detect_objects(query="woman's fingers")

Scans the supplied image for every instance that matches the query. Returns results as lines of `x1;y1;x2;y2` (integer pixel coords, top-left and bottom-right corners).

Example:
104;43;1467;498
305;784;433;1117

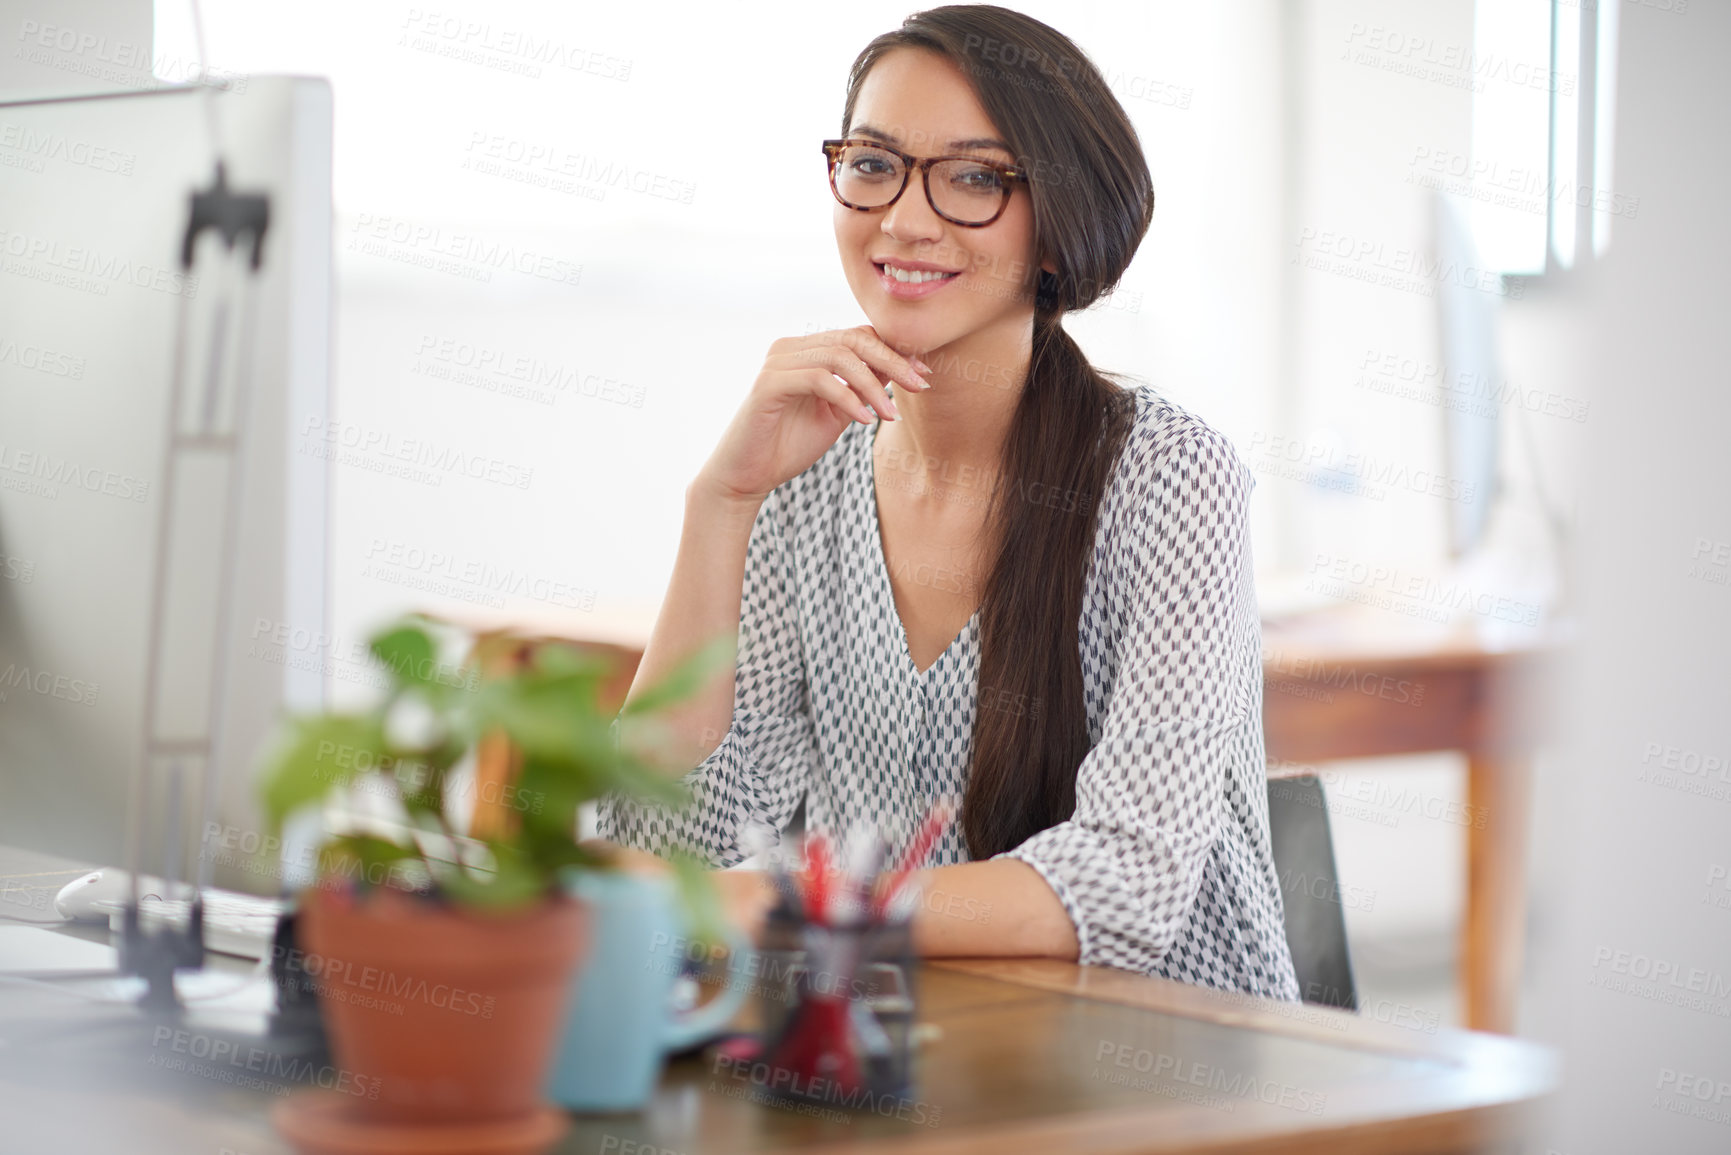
800;369;877;425
758;354;873;425
785;326;931;393
771;345;899;421
840;326;933;390
699;325;935;502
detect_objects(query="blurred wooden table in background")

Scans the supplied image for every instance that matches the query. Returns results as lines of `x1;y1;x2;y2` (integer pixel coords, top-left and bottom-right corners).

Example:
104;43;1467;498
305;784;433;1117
1260;604;1560;1034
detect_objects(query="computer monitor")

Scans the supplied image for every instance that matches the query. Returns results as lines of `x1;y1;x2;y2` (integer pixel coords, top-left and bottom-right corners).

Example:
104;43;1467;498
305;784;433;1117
1432;189;1502;558
0;77;333;894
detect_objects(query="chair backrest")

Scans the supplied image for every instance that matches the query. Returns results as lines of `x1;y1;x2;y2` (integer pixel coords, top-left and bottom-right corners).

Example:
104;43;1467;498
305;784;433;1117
1265;770;1358;1010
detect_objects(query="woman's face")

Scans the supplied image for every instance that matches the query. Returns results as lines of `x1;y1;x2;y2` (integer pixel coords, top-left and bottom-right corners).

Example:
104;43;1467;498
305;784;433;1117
835;47;1045;360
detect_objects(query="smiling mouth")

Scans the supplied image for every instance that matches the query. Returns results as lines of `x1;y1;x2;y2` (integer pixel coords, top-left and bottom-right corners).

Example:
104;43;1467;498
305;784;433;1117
874;262;961;285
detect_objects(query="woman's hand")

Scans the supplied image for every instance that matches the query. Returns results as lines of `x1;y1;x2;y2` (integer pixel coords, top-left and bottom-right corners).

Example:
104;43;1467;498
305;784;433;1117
695;326;932;506
710;869;778;947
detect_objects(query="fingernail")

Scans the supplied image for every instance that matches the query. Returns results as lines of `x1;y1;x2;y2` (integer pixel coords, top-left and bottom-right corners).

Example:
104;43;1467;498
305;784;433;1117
912;357;933;374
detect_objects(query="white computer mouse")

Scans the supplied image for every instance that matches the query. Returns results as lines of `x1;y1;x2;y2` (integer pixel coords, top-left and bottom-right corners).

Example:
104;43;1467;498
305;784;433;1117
53;870;171;921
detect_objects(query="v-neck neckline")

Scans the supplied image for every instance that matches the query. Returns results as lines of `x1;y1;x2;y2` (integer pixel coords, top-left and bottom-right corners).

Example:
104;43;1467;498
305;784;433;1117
865;420;982;679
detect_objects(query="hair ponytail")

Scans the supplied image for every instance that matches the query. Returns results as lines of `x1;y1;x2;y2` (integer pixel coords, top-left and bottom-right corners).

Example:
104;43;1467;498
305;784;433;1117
963;317;1135;857
842;6;1153;858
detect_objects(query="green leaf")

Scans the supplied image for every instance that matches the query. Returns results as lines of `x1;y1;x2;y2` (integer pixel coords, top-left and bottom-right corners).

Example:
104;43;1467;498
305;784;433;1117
530;644;616;682
477;698;583;767
600;746;695;808
438;840;547;910
319;834;421;892
369;621;438;689
617;634;736;718
256;712;389;836
252;617;729;916
393;755;446;825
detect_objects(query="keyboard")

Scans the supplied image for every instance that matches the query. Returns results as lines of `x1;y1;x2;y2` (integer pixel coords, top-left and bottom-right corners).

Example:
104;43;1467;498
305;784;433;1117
101;888;284;960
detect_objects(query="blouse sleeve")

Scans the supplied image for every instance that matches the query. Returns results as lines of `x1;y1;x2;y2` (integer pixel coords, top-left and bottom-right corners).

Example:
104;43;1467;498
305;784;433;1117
596;489;819;868
997;426;1260;972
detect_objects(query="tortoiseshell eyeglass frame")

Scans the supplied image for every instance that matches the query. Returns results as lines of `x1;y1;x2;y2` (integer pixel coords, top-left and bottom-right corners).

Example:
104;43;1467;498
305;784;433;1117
822;137;1029;227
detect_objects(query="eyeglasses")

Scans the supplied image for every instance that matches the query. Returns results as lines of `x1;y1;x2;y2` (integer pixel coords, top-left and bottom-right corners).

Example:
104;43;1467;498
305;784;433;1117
822;138;1028;227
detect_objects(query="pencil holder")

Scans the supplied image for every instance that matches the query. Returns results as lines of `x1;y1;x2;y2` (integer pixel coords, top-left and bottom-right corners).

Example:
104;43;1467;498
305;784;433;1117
753;899;917;1111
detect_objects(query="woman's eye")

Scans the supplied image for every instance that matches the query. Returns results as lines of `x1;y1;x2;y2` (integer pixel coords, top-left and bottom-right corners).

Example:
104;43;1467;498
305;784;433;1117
850;157;897;179
952;166;1003;190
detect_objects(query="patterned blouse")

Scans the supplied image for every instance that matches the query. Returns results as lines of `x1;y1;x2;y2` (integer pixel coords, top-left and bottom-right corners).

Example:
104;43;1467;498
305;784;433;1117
600;383;1300;1000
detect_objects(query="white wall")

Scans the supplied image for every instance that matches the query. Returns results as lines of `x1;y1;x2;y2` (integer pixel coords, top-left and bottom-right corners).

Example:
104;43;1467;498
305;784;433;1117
1507;2;1731;1150
0;0;154;99
132;1;1288;670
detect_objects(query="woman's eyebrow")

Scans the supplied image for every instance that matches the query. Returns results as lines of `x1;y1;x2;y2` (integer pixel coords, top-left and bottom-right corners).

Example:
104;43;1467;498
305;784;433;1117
851;123;1013;153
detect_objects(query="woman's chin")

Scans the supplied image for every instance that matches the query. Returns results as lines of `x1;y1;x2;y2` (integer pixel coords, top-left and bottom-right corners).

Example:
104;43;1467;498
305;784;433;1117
860;314;948;358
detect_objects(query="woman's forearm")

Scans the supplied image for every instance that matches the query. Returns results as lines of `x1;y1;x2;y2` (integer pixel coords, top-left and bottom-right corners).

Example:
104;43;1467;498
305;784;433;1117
620;479;763;775
905;859;1079;959
711;858;1080;961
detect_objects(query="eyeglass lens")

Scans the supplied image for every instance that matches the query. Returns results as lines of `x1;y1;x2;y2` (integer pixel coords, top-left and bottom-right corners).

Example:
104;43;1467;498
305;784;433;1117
832;143;1009;224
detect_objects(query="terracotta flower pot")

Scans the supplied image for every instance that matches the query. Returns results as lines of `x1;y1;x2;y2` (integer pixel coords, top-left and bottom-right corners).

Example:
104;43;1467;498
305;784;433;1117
295;882;589;1125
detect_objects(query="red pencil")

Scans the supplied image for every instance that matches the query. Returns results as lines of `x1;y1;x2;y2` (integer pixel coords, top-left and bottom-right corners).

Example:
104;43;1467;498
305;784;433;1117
803;831;832;924
873;800;954;919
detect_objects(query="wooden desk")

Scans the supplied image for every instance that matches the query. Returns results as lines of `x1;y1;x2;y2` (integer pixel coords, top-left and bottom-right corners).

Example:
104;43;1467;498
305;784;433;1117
0;901;1555;1154
561;957;1553;1155
1260;606;1559;1034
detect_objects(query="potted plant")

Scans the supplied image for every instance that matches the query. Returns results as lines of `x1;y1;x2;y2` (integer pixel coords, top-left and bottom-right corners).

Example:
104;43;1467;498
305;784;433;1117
257;613;727;1148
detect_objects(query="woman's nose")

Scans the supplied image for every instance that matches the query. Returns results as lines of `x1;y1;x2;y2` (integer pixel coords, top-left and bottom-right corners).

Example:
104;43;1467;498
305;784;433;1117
879;175;945;244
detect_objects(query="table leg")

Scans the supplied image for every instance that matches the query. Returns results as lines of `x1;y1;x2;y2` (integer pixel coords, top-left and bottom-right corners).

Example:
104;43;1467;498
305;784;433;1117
1463;754;1533;1033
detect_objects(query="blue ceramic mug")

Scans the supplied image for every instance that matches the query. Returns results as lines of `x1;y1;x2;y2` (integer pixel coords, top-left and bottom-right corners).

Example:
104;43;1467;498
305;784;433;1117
546;868;751;1112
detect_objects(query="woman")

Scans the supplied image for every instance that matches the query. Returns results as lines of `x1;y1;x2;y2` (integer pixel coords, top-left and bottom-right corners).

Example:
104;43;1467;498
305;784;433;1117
600;5;1298;1000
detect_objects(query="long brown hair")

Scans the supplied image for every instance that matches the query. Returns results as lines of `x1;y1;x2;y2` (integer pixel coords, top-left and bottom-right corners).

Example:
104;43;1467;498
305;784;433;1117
841;7;1154;858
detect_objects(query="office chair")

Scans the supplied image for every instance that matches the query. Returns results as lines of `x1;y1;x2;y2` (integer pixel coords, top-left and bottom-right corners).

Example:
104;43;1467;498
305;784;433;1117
1265;768;1359;1010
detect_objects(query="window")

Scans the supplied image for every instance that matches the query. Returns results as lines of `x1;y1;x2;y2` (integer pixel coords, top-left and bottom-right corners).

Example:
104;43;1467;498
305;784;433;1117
1468;0;1621;276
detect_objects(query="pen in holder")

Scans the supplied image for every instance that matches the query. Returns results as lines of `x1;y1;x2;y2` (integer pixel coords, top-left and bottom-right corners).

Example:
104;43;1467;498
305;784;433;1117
751;804;950;1113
